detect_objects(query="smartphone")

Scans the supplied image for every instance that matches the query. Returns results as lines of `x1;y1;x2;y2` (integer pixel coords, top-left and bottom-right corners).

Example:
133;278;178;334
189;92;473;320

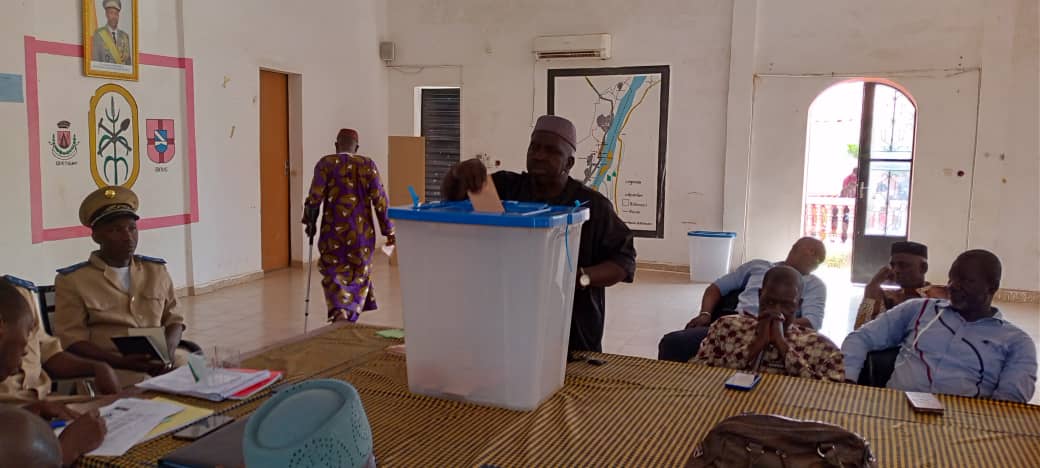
172;415;236;441
724;372;762;391
905;391;944;415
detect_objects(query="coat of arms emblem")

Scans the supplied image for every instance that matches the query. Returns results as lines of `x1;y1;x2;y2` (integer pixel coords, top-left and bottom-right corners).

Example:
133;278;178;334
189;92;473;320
49;120;79;160
146;119;176;164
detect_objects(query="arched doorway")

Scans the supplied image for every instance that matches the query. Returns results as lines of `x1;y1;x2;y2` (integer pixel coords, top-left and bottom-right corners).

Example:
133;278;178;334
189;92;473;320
802;80;917;283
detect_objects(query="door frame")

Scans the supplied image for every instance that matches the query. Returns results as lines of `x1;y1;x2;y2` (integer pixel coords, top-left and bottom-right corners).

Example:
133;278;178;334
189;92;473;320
258;67;305;268
850;80;919;283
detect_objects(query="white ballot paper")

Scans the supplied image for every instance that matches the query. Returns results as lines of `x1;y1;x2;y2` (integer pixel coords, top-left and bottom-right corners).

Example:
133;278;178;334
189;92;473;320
88;398;183;457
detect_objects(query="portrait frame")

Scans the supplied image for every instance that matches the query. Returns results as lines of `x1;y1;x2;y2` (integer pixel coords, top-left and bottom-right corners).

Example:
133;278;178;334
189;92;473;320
82;0;139;81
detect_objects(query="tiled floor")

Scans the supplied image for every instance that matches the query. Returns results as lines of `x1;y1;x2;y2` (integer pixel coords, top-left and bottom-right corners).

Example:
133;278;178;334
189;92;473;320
180;261;1040;402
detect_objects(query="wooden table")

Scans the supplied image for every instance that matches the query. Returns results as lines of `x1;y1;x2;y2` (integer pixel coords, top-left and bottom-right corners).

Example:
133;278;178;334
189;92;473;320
82;324;1040;467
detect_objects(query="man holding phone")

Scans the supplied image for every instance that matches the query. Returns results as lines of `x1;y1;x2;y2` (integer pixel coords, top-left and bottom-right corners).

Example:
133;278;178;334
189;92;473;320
853;241;947;329
692;265;844;382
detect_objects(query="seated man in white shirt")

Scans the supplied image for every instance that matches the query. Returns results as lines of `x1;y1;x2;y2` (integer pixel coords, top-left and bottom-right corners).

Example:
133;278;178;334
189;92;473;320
842;250;1037;403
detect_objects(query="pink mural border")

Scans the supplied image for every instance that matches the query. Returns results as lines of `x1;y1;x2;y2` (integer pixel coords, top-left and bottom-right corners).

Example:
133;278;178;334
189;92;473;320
24;36;200;244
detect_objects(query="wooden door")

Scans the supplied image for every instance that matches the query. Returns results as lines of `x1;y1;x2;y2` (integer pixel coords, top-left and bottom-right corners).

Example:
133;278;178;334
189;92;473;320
259;70;290;271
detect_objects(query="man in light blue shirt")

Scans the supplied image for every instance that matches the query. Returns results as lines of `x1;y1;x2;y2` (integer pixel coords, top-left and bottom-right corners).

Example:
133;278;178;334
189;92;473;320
659;237;827;362
842;250;1037;403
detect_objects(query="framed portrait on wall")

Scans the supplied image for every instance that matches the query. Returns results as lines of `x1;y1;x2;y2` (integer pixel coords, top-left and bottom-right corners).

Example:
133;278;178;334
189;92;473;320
82;0;138;80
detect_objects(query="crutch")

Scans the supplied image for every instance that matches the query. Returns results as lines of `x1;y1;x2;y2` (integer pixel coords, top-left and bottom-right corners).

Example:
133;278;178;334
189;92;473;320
304;234;315;334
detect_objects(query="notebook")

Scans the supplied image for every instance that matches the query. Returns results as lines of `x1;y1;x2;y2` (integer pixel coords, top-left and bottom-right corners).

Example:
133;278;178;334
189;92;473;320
158;416;249;468
111;335;168;364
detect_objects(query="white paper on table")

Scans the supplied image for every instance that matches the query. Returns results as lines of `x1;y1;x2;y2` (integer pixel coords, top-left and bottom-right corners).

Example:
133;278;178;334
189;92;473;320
88;398;184;457
381;244;395;257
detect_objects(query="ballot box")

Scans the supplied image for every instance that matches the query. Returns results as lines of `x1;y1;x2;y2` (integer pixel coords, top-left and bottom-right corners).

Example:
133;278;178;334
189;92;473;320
388;200;589;410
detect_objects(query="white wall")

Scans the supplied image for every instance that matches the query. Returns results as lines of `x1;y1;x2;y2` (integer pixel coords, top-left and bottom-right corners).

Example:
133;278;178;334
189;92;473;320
7;1;1031;293
385;0;735;263
724;0;1039;290
0;0;389;289
386;0;1040;292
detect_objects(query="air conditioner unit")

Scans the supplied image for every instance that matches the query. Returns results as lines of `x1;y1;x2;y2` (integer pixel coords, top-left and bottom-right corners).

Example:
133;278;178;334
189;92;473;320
533;34;611;60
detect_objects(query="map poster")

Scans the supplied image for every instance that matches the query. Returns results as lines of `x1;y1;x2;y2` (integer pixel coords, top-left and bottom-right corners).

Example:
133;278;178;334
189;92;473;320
548;66;669;238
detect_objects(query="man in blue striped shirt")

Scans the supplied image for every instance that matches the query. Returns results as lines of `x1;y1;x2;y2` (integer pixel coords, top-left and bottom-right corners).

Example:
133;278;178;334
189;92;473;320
842;250;1037;403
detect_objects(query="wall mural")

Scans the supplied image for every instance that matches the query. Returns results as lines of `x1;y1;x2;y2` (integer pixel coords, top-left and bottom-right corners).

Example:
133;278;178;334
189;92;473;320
24;22;198;243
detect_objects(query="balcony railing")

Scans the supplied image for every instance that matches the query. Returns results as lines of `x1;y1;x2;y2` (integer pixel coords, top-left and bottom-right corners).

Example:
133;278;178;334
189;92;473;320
804;196;854;243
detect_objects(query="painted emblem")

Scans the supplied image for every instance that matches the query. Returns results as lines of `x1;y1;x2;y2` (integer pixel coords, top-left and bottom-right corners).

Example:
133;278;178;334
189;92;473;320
89;83;140;188
146;119;176;164
49;120;79;160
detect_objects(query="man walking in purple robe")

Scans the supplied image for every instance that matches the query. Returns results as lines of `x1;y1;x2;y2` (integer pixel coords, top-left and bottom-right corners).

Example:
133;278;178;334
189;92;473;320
302;129;395;322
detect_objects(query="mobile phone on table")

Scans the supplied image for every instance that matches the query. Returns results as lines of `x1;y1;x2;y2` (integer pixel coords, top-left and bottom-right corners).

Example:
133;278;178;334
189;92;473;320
905;391;944;415
172;415;236;441
724;372;762;391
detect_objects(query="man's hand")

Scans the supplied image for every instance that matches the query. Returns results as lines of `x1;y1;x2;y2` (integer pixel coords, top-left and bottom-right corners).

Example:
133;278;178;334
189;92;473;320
118;354;167;375
441;159;488;200
385;234;396;246
302;205;319;239
92;362;121;395
684;313;711;329
768;314;790;355
60;410;107;465
25;400;79;420
869;265;894;286
744;314;774;362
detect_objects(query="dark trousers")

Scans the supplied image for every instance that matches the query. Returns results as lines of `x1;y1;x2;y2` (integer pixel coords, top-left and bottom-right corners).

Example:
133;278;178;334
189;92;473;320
658;326;711;362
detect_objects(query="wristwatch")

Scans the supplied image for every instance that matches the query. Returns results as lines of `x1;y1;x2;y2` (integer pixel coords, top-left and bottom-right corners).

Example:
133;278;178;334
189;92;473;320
578;268;591;288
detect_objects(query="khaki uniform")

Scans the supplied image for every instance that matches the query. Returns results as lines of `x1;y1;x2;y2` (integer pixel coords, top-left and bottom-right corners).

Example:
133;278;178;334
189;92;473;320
53;253;187;386
0;277;63;402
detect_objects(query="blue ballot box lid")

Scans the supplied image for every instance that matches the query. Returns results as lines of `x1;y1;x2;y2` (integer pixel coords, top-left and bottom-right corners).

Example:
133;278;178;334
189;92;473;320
389;200;590;228
688;230;737;238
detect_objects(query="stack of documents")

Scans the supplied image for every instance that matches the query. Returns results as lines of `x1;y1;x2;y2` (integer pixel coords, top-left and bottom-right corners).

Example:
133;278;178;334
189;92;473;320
228;369;284;400
137;366;273;402
88;398;184;457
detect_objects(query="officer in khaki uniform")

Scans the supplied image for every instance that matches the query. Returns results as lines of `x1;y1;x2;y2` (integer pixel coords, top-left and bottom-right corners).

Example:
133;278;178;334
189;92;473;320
0;275;119;402
53;186;188;387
